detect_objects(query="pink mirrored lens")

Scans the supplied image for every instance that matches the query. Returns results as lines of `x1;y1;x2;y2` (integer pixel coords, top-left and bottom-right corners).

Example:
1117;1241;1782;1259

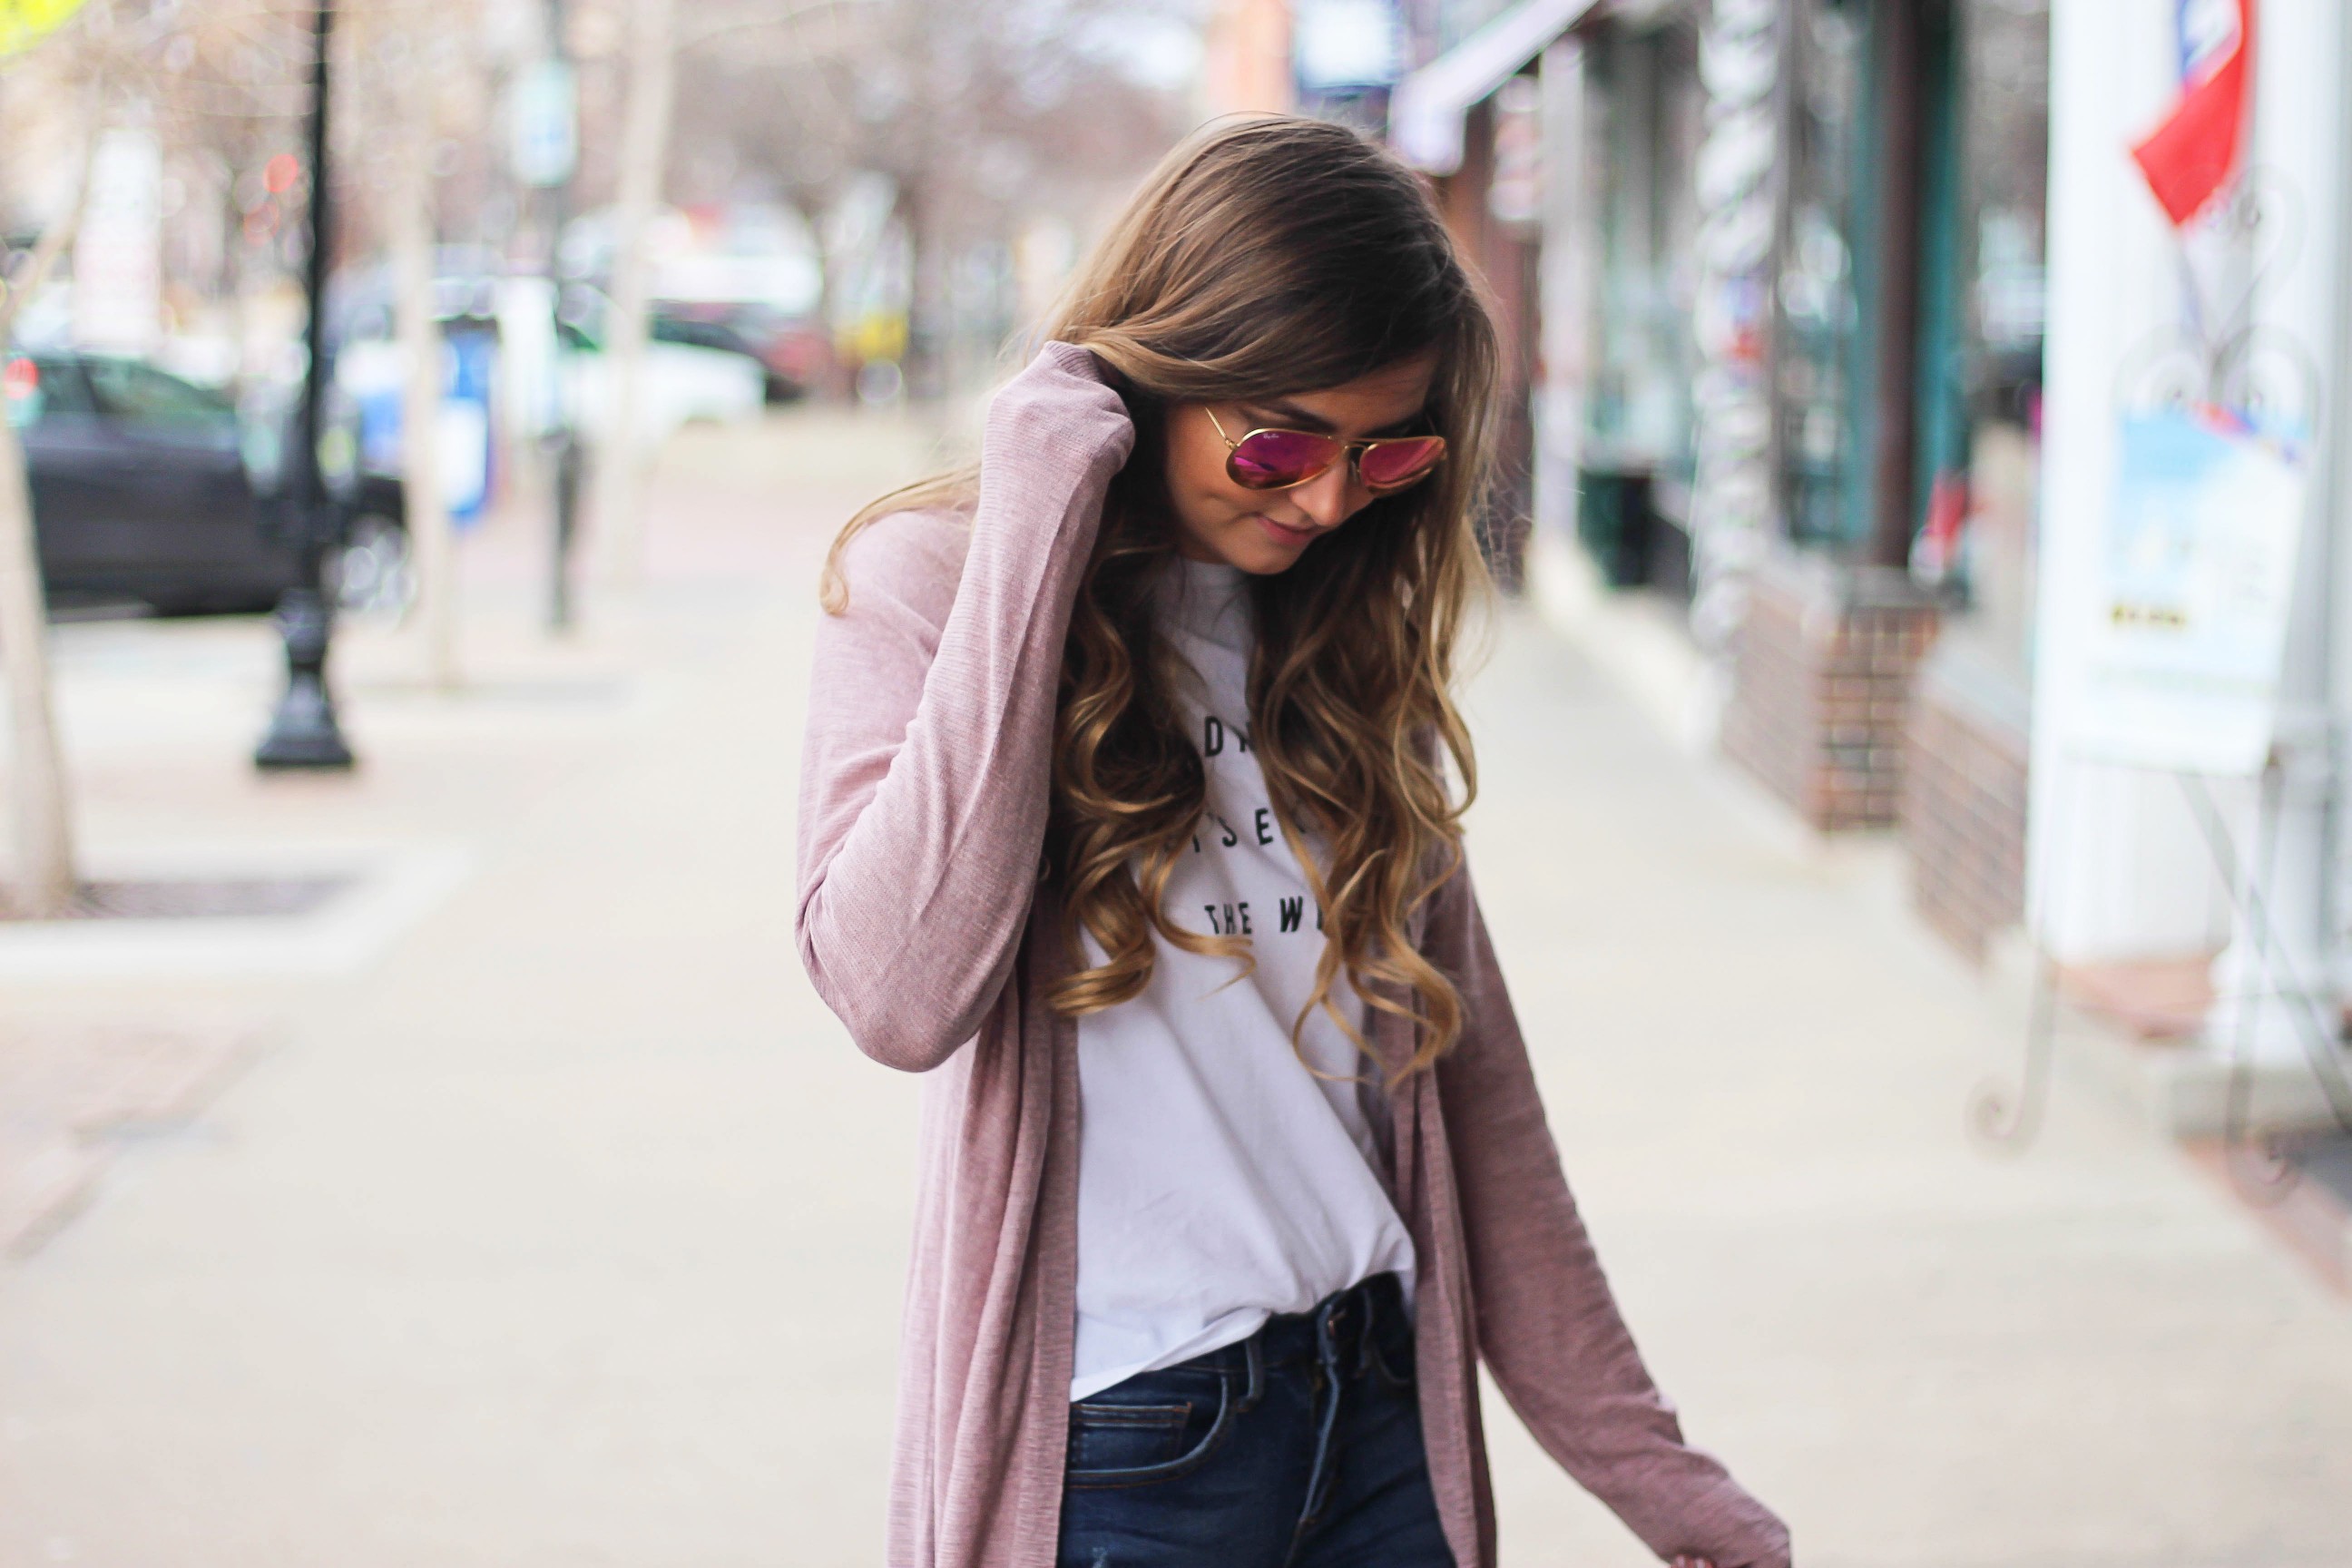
1229;428;1342;489
1357;436;1446;489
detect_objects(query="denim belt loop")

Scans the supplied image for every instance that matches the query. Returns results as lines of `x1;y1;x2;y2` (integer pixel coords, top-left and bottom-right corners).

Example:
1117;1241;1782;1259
1240;1330;1266;1412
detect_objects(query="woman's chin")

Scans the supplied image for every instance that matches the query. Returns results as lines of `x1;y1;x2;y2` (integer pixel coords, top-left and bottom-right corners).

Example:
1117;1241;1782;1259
1229;545;1307;575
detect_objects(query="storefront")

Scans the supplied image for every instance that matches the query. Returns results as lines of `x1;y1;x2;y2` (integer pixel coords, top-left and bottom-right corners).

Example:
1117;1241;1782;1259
2025;0;2349;1120
1555;12;1706;601
1395;0;2053;892
1397;0;2347;1125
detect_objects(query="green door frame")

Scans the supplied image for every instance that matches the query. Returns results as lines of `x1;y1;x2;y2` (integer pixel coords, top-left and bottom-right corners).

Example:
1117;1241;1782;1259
1911;0;1968;541
1828;0;1959;567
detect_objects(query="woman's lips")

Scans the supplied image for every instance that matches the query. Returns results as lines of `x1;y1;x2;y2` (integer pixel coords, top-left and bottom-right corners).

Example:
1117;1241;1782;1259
1255;514;1318;550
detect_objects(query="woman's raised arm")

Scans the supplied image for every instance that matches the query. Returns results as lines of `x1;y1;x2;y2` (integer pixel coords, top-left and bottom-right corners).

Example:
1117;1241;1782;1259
795;343;1133;1072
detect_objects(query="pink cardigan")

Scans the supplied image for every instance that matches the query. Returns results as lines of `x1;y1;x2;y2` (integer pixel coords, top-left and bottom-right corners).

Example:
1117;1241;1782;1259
795;344;1789;1568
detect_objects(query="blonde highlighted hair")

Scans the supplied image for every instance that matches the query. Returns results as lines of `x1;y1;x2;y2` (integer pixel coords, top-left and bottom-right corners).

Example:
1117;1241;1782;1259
826;115;1500;1076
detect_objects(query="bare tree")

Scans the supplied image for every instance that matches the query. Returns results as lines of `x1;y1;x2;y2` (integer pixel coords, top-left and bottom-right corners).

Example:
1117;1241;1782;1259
0;0;358;912
670;0;1192;397
342;0;466;685
387;54;456;683
151;0;493;691
133;2;318;383
0;89;98;917
587;0;675;588
0;0;151;917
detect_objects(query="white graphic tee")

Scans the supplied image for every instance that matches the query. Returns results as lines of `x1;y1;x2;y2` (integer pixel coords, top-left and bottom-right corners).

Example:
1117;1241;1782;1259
1070;557;1416;1401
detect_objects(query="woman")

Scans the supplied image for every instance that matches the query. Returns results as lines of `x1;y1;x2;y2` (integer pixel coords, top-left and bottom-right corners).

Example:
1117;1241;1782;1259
797;117;1788;1568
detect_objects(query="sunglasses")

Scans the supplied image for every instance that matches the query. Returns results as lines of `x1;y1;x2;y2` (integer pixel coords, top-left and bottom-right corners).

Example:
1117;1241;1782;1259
1204;407;1448;495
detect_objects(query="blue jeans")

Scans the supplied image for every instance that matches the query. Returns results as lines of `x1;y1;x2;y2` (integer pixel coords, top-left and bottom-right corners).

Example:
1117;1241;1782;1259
1056;1273;1455;1568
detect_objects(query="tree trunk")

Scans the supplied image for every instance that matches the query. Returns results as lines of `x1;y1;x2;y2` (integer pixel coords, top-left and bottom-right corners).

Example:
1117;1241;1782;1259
389;112;456;687
904;175;948;402
0;415;73;916
0;96;99;917
591;0;676;587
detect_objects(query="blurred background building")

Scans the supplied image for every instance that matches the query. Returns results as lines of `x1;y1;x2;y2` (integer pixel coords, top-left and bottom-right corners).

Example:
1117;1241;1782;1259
3;0;2347;1134
1259;0;2347;1140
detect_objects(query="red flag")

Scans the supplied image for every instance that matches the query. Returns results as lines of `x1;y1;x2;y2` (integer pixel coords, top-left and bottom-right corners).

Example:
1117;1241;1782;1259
2131;0;2253;227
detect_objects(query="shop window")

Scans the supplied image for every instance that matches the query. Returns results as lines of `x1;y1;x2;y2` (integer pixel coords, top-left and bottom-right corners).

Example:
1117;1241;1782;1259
1916;0;2047;685
1574;16;1705;597
1778;0;1867;548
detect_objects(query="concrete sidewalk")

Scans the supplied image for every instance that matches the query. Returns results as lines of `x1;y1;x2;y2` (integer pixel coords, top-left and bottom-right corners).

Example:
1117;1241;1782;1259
1;410;2347;1568
1458;623;2352;1566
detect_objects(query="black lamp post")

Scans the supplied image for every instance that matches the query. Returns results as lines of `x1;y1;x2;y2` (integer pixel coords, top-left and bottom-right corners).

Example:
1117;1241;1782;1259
256;0;354;771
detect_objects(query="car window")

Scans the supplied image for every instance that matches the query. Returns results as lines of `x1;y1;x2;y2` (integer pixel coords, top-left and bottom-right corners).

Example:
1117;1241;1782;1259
653;317;740;352
12;357;99;419
84;358;234;424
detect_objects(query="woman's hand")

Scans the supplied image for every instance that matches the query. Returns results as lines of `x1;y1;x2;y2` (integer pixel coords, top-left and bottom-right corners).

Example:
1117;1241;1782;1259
982;342;1135;476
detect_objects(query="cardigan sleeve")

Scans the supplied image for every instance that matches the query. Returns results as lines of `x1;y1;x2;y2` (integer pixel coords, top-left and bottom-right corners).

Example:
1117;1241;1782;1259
794;342;1133;1073
1426;859;1791;1568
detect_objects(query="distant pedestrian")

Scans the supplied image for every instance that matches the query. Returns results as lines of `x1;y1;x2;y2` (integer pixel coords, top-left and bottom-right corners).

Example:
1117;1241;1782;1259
796;115;1788;1568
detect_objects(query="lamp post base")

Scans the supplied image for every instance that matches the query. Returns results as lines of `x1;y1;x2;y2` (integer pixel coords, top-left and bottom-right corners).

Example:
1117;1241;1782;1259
254;583;353;771
255;679;353;769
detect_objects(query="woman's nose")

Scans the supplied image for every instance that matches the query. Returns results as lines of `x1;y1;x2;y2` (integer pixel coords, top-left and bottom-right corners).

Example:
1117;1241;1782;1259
1284;462;1361;530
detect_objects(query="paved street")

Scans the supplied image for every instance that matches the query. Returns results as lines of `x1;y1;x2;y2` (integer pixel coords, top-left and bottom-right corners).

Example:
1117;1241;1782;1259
1;409;2347;1568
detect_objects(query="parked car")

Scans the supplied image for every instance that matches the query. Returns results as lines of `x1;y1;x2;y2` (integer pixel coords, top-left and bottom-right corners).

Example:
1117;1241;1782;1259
330;269;766;486
652;302;836;402
557;283;767;436
6;348;407;618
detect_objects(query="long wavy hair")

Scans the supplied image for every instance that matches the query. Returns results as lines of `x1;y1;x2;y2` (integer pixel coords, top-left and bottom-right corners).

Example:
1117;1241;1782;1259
824;116;1500;1076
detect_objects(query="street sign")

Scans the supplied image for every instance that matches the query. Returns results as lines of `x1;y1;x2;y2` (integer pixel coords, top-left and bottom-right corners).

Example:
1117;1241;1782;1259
2073;408;2308;776
0;0;85;59
510;60;577;189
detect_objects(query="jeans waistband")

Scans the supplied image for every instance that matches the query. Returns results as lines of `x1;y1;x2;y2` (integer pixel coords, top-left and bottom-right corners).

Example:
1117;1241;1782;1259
1189;1272;1408;1377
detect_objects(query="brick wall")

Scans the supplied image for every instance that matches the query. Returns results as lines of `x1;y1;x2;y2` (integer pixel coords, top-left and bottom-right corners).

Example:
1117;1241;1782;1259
1720;554;1941;831
1900;645;2031;964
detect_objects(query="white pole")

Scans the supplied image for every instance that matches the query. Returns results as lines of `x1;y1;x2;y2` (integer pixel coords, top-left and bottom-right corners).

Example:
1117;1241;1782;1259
390;94;457;689
2030;0;2232;968
589;0;675;590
